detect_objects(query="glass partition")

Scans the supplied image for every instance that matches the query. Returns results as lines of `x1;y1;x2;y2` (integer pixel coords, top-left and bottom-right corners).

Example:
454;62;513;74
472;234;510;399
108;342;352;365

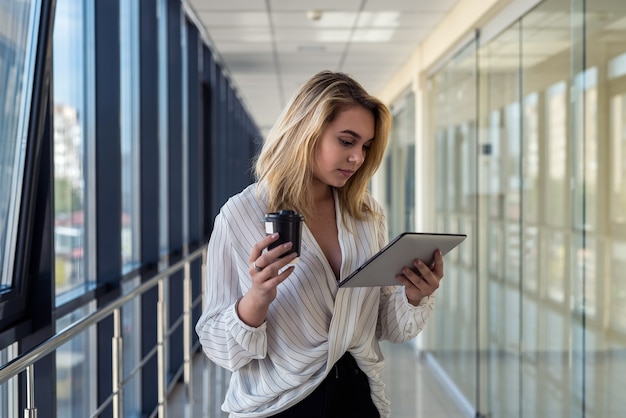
576;0;626;416
425;36;479;412
387;92;416;237
477;20;523;417
421;0;626;416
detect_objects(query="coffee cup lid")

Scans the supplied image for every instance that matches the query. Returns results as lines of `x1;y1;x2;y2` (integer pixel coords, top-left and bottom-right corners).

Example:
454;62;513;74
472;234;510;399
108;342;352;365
264;210;304;221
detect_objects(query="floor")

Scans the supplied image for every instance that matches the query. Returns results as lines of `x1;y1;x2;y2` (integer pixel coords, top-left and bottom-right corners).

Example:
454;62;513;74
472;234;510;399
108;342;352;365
166;341;471;418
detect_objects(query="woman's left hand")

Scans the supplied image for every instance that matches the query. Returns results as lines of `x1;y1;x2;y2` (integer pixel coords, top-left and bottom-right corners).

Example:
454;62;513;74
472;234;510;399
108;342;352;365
396;250;444;306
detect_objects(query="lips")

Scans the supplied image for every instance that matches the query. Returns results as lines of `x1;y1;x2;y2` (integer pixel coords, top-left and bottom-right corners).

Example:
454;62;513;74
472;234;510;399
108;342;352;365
338;169;355;178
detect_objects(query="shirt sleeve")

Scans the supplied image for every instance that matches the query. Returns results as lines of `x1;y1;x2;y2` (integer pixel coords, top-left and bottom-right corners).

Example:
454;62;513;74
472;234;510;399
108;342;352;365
372;208;437;342
376;286;436;342
195;211;268;371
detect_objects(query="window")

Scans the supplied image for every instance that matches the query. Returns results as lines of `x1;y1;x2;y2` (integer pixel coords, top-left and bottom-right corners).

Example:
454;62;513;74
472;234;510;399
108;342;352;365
53;0;95;300
120;0;141;273
0;1;40;290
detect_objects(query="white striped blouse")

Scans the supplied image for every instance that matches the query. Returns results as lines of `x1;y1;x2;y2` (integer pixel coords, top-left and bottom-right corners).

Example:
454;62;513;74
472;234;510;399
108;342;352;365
195;183;436;417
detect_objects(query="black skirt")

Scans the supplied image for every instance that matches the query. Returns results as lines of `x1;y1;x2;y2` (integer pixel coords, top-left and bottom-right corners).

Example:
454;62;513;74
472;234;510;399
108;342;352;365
270;352;381;418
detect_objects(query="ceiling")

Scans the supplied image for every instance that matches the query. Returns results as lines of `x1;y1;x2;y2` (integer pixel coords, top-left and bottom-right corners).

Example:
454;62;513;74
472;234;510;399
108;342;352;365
186;0;460;135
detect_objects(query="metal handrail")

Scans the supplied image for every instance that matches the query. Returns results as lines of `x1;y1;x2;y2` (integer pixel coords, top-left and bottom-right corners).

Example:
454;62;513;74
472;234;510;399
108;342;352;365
0;245;207;417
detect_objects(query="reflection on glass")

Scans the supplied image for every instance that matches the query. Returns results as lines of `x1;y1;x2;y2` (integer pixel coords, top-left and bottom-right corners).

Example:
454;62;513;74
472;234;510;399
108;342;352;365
572;233;595;317
56;303;96;417
610;240;626;332
545;81;567;228
425;0;626;416
504;102;521;221
120;0;141;273
388;93;415;237
53;0;88;297
0;0;36;290
488;222;503;278
158;0;169;257
459;121;474;213
121;277;141;417
0;344;18;417
611;93;626;226
572;68;598;232
479;22;523;417
523;93;539;223
487;109;503;219
505;222;520;283
523;226;539;293
427;36;479;410
545;231;566;303
435;129;447;212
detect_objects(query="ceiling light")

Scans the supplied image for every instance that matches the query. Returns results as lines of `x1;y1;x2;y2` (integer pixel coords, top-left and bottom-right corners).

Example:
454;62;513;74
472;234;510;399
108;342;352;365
307;9;323;22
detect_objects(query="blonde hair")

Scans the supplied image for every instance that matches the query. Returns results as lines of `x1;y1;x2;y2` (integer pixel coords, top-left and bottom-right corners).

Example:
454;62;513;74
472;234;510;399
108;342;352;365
254;70;391;223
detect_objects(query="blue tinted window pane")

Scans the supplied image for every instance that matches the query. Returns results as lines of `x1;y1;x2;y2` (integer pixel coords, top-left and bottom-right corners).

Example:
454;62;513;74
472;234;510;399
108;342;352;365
53;0;89;297
120;0;141;273
0;0;39;290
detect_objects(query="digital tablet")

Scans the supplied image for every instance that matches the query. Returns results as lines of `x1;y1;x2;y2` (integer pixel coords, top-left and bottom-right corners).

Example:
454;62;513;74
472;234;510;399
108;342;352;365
337;232;467;288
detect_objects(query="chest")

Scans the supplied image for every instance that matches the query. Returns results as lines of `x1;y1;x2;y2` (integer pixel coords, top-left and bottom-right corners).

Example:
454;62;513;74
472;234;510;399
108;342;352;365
307;206;342;280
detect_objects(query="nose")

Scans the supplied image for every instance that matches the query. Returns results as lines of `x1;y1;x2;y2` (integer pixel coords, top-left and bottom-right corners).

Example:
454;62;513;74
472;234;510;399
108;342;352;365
348;148;365;166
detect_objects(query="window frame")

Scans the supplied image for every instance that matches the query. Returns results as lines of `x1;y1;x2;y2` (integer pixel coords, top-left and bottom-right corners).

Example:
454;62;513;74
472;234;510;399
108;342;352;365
0;0;55;338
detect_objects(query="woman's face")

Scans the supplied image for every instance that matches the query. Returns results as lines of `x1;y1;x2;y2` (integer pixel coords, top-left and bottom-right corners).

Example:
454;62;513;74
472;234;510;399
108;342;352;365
311;105;375;190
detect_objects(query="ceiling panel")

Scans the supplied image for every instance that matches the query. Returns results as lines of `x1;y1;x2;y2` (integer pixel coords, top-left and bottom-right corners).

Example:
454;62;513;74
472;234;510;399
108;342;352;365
269;0;364;12
197;12;270;27
271;11;359;28
186;0;462;135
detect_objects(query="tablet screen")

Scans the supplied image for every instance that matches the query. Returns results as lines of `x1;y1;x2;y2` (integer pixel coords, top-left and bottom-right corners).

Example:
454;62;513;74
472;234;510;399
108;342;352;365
337;232;467;288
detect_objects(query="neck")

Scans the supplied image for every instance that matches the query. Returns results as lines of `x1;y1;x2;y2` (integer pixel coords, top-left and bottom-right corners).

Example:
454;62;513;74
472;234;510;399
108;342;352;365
310;180;333;203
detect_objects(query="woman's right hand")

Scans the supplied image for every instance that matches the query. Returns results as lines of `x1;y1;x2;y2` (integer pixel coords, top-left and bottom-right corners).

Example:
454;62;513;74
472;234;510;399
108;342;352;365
237;233;298;327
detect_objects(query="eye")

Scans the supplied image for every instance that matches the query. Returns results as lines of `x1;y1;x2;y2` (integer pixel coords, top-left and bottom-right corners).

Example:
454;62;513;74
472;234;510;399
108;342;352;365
339;138;354;147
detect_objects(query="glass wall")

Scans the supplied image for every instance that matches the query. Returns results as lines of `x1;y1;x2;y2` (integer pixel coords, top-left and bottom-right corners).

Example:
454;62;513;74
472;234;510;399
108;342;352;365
0;0;260;416
422;0;626;416
52;0;94;300
387;91;416;237
120;0;141;273
424;36;479;411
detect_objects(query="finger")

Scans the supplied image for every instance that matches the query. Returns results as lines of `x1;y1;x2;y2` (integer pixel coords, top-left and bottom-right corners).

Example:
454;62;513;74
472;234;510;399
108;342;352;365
249;233;280;266
431;250;444;278
412;259;440;288
396;272;429;303
251;249;298;284
265;241;294;260
260;250;298;277
397;266;430;291
264;263;296;288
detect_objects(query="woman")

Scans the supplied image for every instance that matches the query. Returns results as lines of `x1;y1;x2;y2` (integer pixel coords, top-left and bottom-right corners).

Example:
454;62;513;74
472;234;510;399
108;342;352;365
196;70;444;417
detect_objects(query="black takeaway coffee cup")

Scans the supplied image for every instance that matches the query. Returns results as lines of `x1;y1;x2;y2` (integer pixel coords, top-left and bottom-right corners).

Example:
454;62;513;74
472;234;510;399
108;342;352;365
264;210;304;259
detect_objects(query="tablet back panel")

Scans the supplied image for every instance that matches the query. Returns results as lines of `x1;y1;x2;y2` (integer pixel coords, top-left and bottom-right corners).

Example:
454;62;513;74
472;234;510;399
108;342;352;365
338;232;467;288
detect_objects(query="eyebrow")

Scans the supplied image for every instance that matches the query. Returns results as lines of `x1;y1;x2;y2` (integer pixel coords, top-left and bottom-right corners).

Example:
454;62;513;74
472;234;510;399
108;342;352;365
339;129;361;139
